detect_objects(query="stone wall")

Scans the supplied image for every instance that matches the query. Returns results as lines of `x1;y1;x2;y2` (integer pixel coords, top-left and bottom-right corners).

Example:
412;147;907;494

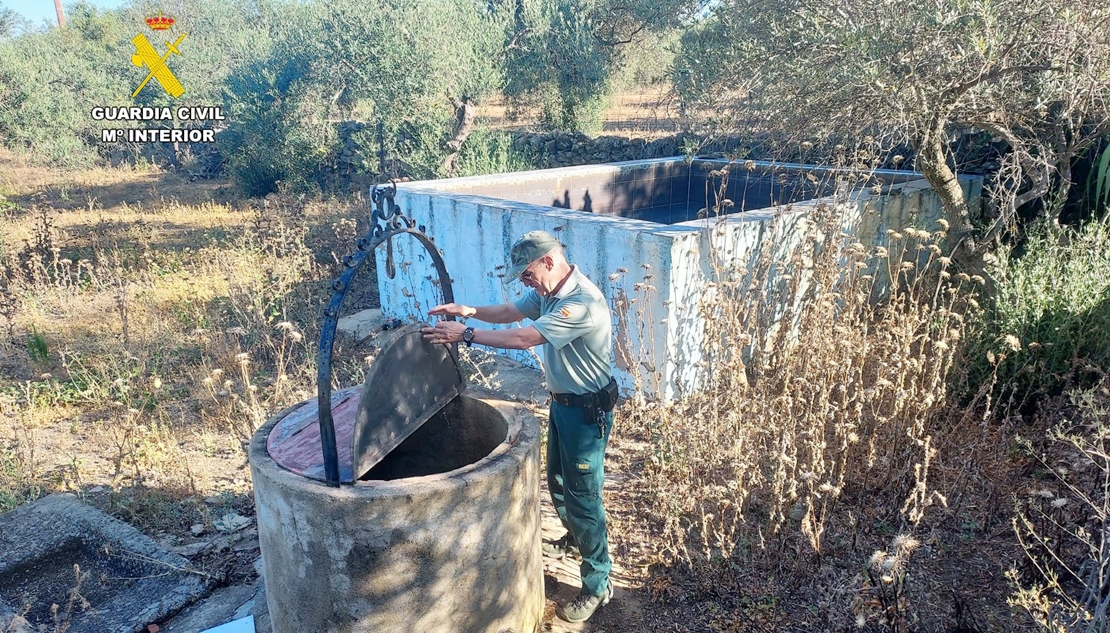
511;131;689;168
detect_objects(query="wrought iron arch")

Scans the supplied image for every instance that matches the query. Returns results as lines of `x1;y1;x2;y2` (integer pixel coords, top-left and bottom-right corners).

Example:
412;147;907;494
315;182;455;487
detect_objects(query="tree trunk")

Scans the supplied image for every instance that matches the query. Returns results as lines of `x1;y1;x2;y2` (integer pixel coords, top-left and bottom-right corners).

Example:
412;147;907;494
912;119;990;284
53;0;66;29
441;97;478;176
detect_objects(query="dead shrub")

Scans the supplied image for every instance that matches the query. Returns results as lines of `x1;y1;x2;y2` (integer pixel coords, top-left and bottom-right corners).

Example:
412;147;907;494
622;184;979;571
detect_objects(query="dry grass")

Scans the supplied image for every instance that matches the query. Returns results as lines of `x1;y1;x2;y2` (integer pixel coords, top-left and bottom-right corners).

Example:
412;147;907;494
625;201;974;556
0;149;373;531
604;168;1033;631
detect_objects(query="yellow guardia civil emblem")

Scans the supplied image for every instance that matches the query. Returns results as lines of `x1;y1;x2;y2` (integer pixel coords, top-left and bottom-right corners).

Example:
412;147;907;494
131;13;187;99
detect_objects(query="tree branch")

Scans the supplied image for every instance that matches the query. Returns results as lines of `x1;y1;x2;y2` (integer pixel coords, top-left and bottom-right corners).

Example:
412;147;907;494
946;65;1060;102
595;23;646;47
500;27;533;57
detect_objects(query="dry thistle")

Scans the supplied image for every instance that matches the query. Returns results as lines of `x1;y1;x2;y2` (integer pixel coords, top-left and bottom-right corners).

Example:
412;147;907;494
869;550;887;568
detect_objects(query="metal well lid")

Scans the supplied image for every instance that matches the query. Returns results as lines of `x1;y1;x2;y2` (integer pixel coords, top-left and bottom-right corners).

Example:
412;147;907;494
267;324;463;483
267;386;361;482
352;324;464;480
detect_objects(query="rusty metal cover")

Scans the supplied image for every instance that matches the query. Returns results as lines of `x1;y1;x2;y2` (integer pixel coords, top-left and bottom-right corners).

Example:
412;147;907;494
267;386;361;483
352;324;464;480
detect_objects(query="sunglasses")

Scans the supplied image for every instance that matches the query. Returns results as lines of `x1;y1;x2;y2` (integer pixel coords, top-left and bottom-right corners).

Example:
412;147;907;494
519;258;544;282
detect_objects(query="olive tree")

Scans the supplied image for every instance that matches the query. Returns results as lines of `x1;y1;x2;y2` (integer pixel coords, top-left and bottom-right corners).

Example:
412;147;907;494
504;0;693;134
674;0;1110;274
0;7;23;38
305;0;510;176
221;0;511;192
0;4;132;166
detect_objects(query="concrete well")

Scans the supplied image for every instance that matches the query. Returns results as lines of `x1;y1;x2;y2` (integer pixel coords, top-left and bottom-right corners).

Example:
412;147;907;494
249;387;543;633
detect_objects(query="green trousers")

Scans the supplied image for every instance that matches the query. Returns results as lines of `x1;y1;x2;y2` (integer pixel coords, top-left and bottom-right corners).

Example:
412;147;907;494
547;400;614;596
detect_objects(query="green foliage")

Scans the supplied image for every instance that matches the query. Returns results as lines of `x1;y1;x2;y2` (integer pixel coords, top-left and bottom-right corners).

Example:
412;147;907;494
0;0;273;167
0;0;685;185
127;0;277;106
504;0;613;134
27;326;49;364
219;0;510;191
610;29;680;90
0;3;132;166
1086;140;1110;220
453;127;533;177
504;0;691;134
970;220;1110;404
0;6;25;39
222;53;336;196
674;0;1110;233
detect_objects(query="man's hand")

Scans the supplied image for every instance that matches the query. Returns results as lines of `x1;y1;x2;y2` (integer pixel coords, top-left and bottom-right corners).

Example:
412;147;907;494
421;320;467;345
428;303;476;318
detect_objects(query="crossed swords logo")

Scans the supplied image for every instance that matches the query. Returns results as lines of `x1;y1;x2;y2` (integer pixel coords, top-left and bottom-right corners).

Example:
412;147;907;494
131;31;187;99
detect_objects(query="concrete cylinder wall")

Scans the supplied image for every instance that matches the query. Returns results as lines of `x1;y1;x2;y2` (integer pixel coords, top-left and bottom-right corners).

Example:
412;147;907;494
249;389;543;633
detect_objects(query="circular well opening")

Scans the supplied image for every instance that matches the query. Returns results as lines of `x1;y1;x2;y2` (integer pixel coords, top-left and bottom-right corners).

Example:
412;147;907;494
358;396;508;481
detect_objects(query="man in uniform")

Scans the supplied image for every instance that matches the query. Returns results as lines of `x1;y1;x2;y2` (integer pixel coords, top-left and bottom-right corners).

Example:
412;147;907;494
421;230;617;623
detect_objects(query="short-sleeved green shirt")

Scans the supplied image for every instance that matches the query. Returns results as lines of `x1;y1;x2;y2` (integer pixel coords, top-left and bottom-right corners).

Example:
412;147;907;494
513;266;613;395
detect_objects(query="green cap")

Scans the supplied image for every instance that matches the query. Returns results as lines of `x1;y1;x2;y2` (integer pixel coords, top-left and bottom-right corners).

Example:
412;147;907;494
505;230;562;282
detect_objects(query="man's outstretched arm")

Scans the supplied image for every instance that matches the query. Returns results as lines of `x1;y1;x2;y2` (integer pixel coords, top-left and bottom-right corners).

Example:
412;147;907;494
428;302;525;324
421;320;546;350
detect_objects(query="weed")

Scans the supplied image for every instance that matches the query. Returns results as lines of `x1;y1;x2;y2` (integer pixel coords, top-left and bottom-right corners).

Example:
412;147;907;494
0;274;20;341
27;326;49;364
0;389;43;512
622;167;974;574
453;127;534;178
968;219;1110;411
854;535;922;632
54;565;91;632
0;446;39;513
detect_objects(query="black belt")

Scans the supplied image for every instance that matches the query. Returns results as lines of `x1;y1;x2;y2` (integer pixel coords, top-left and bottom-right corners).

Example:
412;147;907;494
550;391;603;407
552;378;618;438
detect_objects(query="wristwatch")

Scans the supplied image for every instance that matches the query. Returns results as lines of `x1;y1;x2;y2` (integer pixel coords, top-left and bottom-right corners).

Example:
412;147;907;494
462;327;475;348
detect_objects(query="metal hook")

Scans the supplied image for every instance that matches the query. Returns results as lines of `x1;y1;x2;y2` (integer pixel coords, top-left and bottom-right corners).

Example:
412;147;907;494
385;237;396;279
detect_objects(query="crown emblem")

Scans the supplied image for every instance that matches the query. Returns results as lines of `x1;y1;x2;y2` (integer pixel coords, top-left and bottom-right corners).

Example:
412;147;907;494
145;13;175;30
